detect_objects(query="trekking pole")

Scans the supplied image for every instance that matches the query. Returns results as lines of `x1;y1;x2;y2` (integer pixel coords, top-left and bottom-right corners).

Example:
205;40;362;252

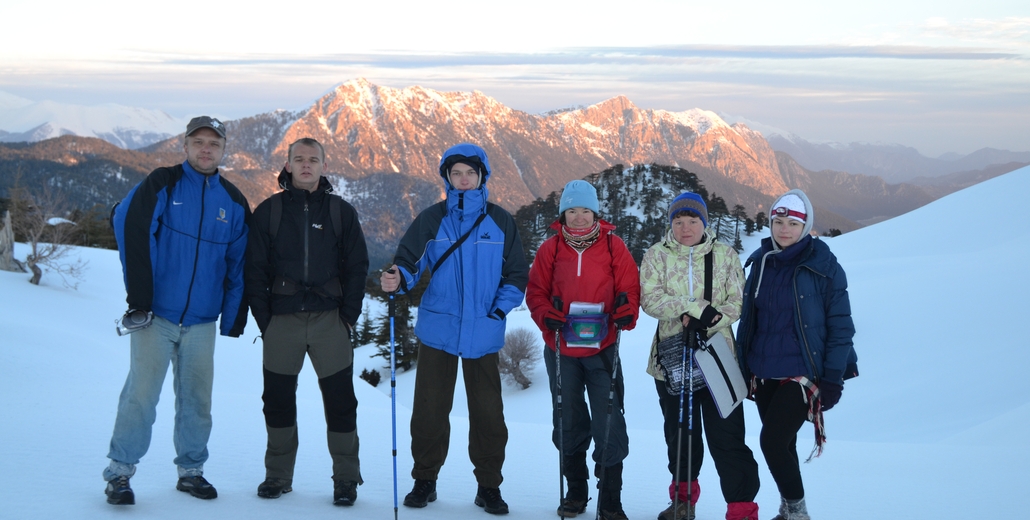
387;270;399;520
595;292;628;520
685;327;696;517
673;326;695;520
553;296;566;520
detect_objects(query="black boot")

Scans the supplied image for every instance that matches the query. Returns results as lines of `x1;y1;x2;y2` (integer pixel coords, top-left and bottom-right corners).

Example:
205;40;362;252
597;463;627;520
558;452;590;517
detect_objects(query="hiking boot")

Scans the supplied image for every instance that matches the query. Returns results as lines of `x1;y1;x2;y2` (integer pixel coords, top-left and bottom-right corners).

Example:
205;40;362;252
658;501;695;520
105;476;134;505
557;478;589;517
474;485;510;515
403;479;437;508
333;480;358;506
557;497;588;517
600;507;629;520
771;497;810;520
176;475;218;500
257;477;292;499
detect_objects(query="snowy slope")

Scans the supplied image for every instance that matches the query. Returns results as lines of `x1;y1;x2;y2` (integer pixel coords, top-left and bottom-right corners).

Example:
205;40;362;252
1;166;1028;519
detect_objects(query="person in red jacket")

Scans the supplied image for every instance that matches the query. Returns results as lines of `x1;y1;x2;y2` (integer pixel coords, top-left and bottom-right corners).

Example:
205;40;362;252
527;180;640;520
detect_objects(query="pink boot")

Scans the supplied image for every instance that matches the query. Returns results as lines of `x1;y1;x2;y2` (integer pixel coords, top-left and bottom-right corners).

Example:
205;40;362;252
726;501;759;520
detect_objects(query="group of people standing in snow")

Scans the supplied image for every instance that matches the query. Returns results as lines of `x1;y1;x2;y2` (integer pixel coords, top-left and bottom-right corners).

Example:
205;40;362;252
101;117;857;520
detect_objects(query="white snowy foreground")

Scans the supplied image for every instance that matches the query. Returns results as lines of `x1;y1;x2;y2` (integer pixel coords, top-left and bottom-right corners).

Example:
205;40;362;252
2;166;1028;519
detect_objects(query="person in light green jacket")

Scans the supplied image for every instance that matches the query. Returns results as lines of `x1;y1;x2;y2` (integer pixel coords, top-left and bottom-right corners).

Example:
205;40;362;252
639;192;760;520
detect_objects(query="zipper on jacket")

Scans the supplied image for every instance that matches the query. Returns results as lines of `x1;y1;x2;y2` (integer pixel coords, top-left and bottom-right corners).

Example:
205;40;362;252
793;265;821;381
179;176;208;325
302;199;310;311
456;193;466;355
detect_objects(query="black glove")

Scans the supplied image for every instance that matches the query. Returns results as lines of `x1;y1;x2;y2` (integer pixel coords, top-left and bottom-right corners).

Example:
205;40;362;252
697;305;722;329
612;303;635;329
544;308;565;331
488;308;506;321
820;381;843;411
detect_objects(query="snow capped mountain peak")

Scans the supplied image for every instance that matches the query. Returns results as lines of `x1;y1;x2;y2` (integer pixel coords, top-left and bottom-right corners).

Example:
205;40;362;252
662;107;731;136
0;90;33;111
0;96;187;149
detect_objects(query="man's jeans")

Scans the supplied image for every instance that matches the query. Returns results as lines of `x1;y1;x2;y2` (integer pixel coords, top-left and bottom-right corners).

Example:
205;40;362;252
104;316;216;480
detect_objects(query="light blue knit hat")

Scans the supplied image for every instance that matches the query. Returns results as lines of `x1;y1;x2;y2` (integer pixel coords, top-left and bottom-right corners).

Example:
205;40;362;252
559;180;599;214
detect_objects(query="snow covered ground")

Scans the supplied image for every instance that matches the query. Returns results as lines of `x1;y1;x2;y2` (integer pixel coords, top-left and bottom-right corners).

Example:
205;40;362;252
2;166;1028;519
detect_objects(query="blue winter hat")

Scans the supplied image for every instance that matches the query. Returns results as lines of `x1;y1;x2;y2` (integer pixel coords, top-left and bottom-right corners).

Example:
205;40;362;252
559;180;599;214
669;192;708;228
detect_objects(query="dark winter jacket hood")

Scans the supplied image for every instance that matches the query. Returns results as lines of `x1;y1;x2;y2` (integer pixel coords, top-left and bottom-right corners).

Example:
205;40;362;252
438;143;492;188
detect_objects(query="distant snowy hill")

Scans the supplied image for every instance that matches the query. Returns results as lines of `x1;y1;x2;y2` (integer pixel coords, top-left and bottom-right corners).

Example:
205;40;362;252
719;112;1029;184
0;94;186;149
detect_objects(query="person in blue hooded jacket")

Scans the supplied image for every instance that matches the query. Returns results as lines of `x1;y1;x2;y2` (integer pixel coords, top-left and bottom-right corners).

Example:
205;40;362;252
734;189;857;520
380;143;529;515
104;116;250;506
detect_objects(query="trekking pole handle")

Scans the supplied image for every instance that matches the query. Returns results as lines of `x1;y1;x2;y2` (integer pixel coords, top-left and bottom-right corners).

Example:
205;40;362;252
386;268;397;318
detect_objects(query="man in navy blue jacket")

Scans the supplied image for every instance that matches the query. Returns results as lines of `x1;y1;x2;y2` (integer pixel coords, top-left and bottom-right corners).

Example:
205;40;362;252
104;116;250;505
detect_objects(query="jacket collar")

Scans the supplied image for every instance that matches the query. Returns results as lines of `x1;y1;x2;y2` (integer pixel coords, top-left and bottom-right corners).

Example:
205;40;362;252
181;160;220;183
276;166;334;200
663;227;714;256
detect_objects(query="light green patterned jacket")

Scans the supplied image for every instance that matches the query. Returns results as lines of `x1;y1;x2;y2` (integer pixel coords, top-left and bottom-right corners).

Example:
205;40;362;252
639;229;745;380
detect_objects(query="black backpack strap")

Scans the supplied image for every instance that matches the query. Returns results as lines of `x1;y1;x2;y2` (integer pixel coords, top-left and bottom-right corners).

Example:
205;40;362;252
269;193;283;241
431;211;488;275
704;249;714;302
329;195;343;241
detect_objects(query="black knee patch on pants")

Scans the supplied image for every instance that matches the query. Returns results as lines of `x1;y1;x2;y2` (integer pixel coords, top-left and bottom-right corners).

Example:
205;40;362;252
319;366;357;433
263;369;299;429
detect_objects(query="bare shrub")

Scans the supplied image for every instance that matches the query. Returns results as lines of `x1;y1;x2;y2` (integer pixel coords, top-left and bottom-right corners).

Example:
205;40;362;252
9;185;87;288
498;327;540;390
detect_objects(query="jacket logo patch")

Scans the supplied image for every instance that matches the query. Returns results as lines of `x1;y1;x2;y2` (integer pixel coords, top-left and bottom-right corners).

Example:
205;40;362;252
312;223;323;230
480;232;491;240
172;200;184;206
216;208;228;223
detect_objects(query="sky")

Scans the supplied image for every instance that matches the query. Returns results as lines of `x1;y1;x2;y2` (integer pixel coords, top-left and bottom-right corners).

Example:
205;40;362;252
0;2;1028;155
2;166;1028;519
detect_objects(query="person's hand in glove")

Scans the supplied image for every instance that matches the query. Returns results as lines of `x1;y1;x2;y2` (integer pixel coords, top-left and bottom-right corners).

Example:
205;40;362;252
819;381;843;411
543;308;566;331
612;303;636;330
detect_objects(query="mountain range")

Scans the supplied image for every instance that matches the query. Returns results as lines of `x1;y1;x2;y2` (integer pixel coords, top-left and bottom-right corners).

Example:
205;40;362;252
2;79;1026;266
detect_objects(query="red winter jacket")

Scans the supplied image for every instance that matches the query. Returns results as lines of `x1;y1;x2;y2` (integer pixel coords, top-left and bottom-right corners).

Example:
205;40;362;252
527;220;641;357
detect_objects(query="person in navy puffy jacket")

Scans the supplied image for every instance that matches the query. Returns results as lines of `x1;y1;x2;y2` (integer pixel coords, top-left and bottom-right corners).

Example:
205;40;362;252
735;189;858;520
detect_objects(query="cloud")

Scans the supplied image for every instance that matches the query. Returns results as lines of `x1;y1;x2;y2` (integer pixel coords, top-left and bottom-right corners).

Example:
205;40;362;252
920;16;1030;47
148;44;1023;71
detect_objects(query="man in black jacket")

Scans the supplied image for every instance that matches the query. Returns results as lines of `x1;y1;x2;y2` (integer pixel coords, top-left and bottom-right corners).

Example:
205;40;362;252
245;138;369;505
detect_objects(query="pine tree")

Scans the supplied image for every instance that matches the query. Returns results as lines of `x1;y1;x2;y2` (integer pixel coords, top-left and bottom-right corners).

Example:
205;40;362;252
755;211;768;232
356;304;375;346
367;268;431;371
